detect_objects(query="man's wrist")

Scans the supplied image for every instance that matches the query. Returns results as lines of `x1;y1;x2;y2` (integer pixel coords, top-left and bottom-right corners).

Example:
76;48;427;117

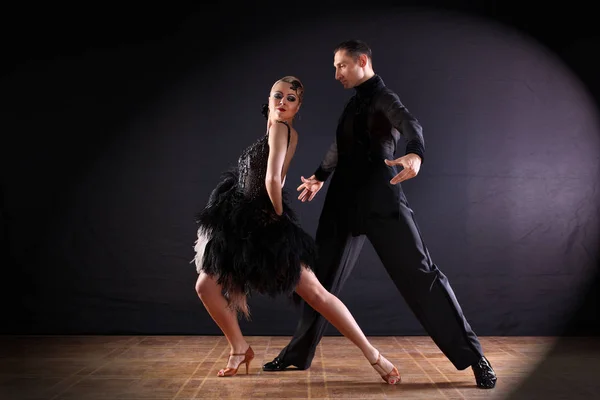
313;167;329;182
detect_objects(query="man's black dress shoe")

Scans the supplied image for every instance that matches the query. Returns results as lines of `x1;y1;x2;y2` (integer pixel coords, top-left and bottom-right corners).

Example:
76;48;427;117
262;356;299;371
472;356;497;389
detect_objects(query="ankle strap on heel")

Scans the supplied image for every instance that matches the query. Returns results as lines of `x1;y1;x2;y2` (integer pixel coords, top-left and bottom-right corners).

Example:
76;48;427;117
371;352;381;366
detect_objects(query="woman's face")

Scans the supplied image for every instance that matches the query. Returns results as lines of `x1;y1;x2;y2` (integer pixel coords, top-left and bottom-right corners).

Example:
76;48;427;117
269;81;301;121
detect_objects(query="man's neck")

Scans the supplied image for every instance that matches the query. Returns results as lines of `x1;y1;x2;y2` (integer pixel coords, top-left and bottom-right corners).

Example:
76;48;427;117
355;71;375;86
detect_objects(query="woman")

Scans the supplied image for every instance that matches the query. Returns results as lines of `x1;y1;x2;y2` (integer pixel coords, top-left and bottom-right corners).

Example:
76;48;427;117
193;76;400;384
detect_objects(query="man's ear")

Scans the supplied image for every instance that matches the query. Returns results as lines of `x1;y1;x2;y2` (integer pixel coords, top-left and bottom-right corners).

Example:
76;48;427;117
360;54;368;68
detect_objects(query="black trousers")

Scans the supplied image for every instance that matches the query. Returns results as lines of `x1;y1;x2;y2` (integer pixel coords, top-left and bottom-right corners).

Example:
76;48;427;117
277;196;484;370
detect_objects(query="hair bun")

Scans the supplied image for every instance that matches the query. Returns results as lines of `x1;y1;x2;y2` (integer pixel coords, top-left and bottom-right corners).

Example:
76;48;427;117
261;103;269;119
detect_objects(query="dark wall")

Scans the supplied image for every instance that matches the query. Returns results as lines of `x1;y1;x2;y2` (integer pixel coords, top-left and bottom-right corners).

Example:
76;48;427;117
1;2;599;337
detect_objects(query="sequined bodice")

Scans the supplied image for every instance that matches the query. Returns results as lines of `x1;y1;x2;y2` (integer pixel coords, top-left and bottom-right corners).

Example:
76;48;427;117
237;134;271;199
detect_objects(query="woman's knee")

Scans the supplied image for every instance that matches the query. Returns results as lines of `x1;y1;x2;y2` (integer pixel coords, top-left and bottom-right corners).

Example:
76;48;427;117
195;273;216;297
299;271;330;307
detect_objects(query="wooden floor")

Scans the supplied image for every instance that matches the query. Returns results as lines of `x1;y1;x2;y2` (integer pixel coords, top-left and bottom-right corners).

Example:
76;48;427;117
0;335;598;399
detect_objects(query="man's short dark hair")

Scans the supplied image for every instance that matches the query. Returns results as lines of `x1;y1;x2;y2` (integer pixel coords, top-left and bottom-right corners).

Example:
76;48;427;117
333;39;372;61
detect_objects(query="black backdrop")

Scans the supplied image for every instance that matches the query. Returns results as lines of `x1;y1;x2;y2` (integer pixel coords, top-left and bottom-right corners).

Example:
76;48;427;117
1;1;599;342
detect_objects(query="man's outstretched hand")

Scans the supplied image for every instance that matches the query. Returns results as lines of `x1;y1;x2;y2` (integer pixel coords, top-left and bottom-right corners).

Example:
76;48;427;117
297;175;324;202
384;153;422;184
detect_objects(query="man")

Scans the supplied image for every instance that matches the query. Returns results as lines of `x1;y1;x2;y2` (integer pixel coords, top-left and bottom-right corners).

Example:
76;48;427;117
262;39;497;389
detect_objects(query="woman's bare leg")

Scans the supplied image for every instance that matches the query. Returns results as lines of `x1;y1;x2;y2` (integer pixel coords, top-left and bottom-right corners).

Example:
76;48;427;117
195;272;250;370
295;267;400;383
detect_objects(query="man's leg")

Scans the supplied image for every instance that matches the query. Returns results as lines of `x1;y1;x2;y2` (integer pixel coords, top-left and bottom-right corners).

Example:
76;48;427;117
364;199;496;388
263;217;366;370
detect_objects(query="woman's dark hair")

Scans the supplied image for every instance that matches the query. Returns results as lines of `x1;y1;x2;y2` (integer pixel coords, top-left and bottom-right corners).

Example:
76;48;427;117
261;103;269;119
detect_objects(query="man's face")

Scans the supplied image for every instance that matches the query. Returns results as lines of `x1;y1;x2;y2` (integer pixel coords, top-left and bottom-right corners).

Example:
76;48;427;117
333;50;366;89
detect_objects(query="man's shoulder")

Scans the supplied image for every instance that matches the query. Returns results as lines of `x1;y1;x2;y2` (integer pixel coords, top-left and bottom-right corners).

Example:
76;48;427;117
373;86;400;107
372;75;394;94
377;84;397;97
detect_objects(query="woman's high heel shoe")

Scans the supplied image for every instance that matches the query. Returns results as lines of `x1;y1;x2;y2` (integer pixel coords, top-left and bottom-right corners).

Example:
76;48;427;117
217;346;255;377
371;352;401;384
